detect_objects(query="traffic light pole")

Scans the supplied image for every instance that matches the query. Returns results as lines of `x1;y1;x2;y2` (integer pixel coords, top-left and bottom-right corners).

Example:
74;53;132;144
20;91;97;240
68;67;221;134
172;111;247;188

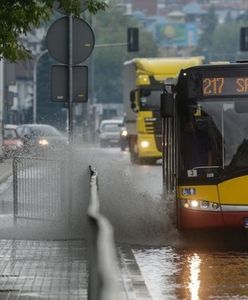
33;49;48;124
68;14;74;142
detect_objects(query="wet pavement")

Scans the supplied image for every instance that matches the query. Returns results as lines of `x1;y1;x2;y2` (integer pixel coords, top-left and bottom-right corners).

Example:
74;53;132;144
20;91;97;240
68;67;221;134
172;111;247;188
0;240;88;299
0;160;89;299
0;159;12;184
0;157;152;299
1;152;248;299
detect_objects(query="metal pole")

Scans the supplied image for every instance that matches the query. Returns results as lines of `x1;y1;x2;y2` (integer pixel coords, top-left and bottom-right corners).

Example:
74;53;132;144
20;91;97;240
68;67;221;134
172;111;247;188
68;14;73;229
68;14;74;142
89;13;95;143
33;49;48;124
94;42;127;48
0;59;4;159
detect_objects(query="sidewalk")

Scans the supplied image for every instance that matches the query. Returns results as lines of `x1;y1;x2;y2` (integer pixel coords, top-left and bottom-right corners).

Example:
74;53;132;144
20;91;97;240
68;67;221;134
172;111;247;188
0;158;13;183
0;159;89;299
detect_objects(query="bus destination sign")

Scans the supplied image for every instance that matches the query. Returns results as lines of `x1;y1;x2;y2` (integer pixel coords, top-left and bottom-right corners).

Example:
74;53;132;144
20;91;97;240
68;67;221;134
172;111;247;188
202;77;248;97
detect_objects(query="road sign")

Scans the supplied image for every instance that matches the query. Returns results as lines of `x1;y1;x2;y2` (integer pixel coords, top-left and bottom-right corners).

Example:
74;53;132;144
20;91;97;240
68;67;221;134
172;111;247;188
46;16;95;64
127;28;139;52
51;65;88;102
240;27;248;51
53;0;88;14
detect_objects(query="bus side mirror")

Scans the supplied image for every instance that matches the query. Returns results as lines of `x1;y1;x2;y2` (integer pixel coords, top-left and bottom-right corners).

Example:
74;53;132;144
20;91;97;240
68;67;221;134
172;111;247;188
161;93;174;118
130;90;138;112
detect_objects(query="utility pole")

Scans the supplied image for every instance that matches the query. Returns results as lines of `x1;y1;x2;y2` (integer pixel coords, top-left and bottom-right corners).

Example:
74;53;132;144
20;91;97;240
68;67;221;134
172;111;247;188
0;60;4;159
33;49;48;124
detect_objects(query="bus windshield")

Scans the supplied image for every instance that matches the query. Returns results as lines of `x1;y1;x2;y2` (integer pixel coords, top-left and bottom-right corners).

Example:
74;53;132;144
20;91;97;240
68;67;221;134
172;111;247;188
179;99;248;180
139;89;161;111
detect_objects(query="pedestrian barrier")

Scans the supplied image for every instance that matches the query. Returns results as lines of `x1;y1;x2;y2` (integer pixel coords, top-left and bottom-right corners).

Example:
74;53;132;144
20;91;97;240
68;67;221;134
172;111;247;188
13;156;65;222
87;165;123;300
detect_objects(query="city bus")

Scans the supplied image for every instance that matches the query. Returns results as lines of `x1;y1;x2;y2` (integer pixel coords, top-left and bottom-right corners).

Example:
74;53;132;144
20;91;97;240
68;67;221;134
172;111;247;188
162;62;248;230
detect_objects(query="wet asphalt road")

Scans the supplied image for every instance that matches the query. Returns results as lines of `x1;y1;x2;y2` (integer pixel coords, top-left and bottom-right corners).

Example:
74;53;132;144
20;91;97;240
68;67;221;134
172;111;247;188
87;146;248;299
0;147;248;299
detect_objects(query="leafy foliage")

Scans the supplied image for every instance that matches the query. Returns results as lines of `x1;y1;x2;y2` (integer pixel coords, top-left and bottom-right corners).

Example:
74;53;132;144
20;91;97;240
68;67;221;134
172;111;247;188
193;6;218;60
193;6;248;62
0;0;107;61
194;18;248;62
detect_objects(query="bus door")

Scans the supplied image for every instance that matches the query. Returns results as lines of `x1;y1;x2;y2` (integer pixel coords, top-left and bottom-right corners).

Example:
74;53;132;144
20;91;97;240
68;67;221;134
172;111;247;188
216;100;248;226
161;89;176;193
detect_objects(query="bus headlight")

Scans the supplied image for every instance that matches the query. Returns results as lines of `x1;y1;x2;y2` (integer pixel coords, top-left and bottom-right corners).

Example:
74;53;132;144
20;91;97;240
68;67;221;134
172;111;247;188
181;199;220;211
182;199;199;209
140;141;149;148
190;200;199;208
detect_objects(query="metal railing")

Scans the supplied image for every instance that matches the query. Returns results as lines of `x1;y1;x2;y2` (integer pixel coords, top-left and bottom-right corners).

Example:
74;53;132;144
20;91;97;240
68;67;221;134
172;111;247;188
87;165;123;300
13;156;65;222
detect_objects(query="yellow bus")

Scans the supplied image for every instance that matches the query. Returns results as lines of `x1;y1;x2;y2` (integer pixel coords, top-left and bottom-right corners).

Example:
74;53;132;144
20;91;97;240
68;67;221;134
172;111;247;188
162;62;248;230
123;57;204;164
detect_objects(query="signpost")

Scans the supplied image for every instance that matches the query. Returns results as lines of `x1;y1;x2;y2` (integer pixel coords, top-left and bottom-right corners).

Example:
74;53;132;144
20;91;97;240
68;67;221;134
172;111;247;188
51;65;88;102
46;5;139;141
0;60;4;160
46;17;95;64
46;10;95;140
46;5;94;227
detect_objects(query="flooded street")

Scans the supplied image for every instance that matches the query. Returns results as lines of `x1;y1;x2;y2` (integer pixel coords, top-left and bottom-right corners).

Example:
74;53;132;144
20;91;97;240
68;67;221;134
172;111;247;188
131;247;248;299
87;147;248;299
0;147;248;299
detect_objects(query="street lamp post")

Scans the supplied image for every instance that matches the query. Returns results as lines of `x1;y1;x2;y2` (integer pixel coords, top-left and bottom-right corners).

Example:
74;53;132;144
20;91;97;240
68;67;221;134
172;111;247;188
33;49;48;123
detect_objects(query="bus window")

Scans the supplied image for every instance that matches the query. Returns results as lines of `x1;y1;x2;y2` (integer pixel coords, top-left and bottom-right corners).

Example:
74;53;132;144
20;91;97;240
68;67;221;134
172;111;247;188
181;114;213;174
179;100;248;180
180;103;223;179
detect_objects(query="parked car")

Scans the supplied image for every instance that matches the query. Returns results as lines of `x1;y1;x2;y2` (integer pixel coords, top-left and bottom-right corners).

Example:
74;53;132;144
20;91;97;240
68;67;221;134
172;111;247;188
3;124;23;157
98;119;123;147
16;124;68;156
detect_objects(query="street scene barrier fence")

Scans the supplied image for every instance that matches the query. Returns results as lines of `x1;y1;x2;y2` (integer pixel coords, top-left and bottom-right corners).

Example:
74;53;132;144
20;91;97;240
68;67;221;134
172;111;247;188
13;156;65;222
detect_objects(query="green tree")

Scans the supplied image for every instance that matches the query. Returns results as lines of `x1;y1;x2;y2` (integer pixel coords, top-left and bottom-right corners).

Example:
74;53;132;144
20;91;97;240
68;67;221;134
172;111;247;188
194;16;248;62
193;6;218;61
210;22;241;61
92;1;158;104
0;0;107;61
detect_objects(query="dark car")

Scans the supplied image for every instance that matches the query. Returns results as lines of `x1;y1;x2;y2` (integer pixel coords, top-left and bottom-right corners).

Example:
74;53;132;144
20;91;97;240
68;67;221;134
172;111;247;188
16;124;68;156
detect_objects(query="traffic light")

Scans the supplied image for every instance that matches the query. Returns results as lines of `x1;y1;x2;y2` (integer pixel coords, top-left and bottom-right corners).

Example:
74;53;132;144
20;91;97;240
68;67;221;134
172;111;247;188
240;27;248;51
127;28;139;52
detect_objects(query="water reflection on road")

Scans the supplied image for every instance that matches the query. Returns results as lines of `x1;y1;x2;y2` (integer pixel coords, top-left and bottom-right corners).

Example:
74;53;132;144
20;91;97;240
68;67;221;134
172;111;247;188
133;246;248;300
1;147;248;299
89;147;248;300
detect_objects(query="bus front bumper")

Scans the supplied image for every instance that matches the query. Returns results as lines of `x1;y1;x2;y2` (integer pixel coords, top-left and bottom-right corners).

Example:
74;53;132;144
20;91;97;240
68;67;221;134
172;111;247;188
179;209;248;230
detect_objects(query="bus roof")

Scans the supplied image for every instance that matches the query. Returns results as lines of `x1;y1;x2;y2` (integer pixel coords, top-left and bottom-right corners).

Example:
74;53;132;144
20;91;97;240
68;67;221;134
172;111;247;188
124;57;204;81
177;62;248;99
179;62;248;75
